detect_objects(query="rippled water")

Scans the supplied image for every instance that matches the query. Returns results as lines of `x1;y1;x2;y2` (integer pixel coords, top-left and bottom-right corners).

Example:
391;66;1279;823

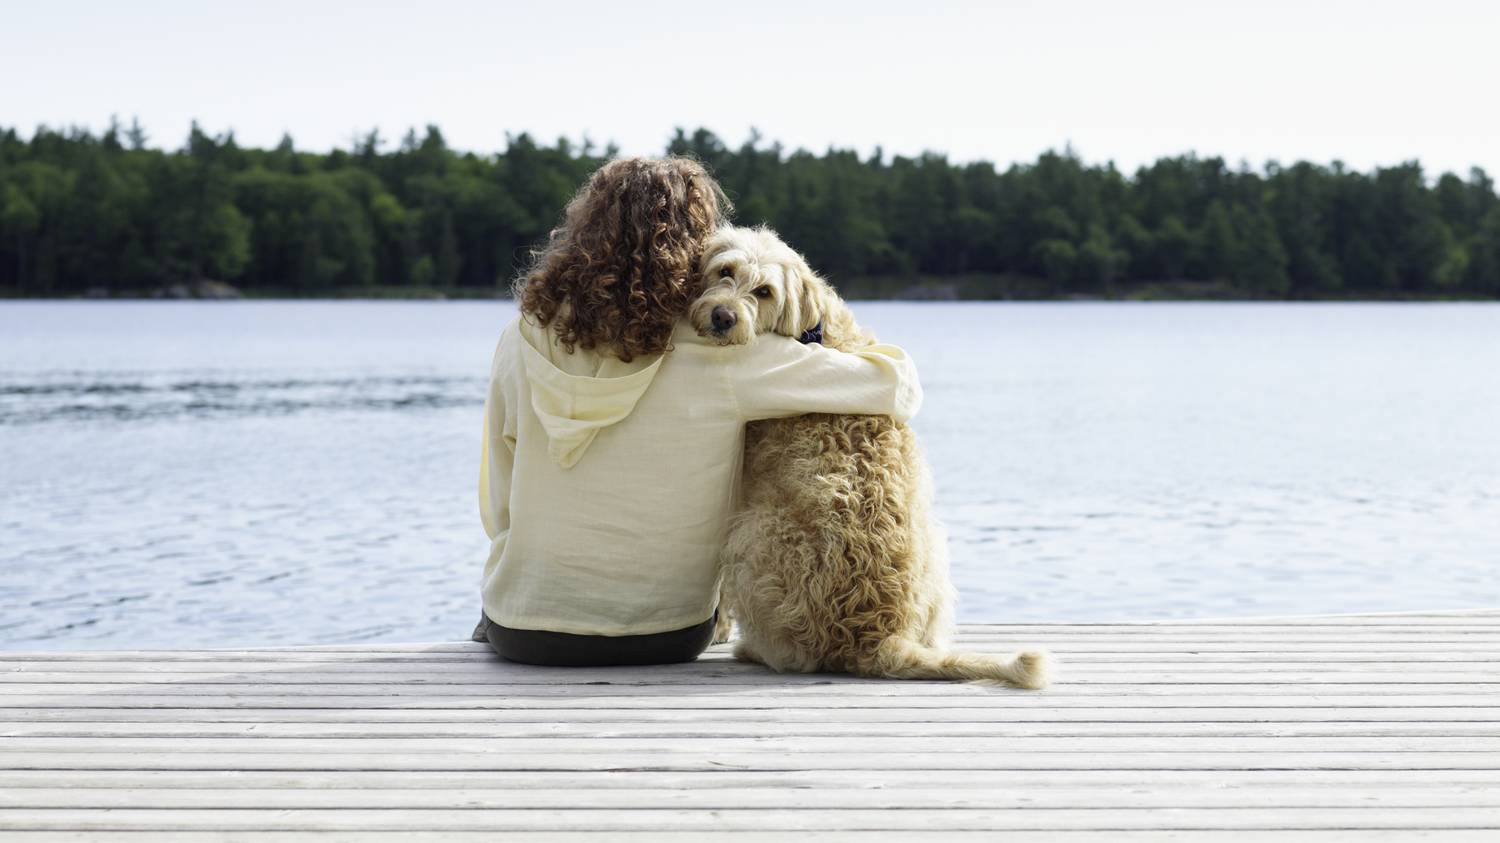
3;301;1498;649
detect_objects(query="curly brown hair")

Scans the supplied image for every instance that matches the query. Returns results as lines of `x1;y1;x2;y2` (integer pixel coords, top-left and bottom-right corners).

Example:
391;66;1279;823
513;156;730;361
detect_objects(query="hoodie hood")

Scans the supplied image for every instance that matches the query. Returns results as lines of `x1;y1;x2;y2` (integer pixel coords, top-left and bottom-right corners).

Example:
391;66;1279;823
516;320;664;469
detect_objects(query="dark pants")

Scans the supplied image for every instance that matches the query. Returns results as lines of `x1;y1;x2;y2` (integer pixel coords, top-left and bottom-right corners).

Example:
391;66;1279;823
472;612;715;667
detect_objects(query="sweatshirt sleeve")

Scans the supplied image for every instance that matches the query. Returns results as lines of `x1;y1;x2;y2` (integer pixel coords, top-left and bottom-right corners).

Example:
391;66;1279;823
729;335;923;423
477;395;514;542
478;341;518;545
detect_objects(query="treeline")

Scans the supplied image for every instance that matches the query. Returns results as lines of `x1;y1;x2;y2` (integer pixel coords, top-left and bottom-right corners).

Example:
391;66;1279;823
2;121;1498;299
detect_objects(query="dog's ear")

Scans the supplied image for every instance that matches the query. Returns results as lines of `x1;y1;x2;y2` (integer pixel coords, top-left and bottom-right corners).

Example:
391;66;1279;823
776;252;828;338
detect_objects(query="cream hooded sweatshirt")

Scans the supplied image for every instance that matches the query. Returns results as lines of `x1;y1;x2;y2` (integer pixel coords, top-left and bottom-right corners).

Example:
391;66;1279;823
479;314;922;636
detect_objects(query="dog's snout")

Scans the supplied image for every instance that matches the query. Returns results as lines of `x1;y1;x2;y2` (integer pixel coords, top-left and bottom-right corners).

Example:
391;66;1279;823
711;305;738;331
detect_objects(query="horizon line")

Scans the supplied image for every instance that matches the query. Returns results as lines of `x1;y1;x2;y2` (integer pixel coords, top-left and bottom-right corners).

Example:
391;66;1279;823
6;119;1493;181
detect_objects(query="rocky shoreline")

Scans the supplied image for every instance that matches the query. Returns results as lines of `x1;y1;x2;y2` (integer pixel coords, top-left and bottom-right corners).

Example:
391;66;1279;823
79;280;245;300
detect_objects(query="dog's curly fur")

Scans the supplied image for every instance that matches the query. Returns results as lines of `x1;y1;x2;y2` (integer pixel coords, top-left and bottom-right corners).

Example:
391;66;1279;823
691;227;1051;688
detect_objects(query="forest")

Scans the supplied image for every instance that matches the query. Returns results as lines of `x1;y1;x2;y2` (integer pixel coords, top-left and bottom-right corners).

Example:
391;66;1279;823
2;121;1498;299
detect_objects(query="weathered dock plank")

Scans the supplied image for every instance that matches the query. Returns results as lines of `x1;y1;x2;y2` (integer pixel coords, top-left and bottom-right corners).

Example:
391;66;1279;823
3;610;1498;839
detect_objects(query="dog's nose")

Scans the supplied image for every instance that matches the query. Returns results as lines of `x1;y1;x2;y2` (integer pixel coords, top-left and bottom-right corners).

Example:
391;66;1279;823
711;305;738;331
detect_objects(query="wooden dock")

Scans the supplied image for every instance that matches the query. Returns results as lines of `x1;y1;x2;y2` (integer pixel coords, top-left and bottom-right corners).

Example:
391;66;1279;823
3;610;1499;840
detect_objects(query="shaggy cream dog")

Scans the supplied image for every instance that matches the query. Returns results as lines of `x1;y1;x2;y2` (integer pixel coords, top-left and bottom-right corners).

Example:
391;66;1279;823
690;226;1051;688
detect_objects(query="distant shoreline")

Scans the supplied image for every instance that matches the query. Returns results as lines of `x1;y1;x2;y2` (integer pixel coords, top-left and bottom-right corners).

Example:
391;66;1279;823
6;125;1498;304
3;277;1496;304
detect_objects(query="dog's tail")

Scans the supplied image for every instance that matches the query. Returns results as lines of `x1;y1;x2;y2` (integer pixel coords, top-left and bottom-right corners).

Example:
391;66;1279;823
867;638;1053;688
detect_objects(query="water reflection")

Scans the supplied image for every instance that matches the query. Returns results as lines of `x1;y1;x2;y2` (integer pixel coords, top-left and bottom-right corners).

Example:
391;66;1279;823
0;374;483;423
2;301;1499;649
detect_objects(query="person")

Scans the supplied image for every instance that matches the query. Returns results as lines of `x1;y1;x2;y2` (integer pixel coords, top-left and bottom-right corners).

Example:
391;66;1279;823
474;156;921;666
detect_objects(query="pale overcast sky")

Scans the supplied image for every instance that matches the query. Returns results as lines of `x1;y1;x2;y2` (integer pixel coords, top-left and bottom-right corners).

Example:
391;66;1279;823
4;0;1497;176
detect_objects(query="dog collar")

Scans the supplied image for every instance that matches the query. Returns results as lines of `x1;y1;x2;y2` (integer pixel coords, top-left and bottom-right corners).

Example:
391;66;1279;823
798;321;823;345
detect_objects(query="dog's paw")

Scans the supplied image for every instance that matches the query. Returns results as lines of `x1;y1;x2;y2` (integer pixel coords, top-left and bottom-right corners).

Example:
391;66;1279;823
711;614;734;645
732;640;765;666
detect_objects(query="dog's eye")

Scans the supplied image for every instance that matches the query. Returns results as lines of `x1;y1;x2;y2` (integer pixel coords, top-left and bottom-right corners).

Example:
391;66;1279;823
753;286;772;299
720;265;735;279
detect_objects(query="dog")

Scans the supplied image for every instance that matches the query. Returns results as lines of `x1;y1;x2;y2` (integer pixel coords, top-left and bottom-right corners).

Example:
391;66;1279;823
690;226;1051;688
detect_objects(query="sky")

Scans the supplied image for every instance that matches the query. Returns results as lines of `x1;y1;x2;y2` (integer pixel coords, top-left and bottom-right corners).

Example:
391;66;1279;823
4;0;1498;176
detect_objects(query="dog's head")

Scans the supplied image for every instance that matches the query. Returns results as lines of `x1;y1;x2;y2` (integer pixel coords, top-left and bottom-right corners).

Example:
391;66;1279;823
689;226;835;347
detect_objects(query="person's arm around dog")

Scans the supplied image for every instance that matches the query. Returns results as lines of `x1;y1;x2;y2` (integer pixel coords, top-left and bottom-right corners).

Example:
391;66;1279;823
728;336;922;424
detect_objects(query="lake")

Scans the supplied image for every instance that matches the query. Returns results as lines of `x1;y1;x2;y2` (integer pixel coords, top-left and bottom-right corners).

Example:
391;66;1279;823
2;301;1498;649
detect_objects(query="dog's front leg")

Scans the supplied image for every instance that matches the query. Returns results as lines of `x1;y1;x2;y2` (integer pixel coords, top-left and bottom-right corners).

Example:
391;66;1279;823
711;582;734;644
